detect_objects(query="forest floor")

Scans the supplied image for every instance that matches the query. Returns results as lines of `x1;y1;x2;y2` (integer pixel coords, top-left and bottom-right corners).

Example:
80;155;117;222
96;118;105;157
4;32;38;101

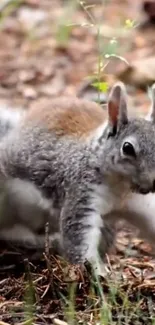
1;0;155;324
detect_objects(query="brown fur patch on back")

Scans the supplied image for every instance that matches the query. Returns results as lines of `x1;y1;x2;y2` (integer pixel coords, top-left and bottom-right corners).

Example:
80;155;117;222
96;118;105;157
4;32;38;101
24;97;107;138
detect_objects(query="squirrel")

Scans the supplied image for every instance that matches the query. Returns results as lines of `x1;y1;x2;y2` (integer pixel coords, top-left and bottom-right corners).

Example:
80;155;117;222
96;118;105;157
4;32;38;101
0;105;24;138
0;82;155;275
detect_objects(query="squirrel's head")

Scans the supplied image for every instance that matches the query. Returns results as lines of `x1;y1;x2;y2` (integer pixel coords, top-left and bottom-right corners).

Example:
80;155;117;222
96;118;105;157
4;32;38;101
100;82;155;194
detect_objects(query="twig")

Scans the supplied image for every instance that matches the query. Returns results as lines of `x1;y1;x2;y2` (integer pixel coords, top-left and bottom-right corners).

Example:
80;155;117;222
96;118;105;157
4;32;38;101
53;319;69;325
45;222;50;257
24;258;33;285
43;252;56;299
51;254;64;273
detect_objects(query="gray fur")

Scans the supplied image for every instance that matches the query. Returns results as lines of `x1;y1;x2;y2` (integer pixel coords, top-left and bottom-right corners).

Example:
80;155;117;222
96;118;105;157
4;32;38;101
1;83;155;275
146;83;155;122
0;107;63;253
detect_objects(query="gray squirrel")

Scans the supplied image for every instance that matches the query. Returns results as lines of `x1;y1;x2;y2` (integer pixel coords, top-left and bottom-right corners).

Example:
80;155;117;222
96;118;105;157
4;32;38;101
1;82;155;275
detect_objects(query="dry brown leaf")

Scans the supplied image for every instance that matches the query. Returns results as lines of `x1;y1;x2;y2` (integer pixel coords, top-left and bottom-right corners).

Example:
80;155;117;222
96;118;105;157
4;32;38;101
118;56;155;88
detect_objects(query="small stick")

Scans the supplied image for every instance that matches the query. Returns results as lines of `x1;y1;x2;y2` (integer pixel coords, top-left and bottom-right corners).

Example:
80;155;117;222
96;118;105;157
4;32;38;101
53;319;69;325
45;222;50;257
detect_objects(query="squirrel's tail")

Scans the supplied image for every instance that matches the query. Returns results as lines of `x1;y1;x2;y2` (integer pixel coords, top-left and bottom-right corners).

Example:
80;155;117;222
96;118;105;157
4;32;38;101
0;106;24;138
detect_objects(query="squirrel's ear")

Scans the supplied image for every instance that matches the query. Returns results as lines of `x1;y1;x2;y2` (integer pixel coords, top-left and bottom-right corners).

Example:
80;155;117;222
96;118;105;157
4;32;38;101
146;83;155;123
107;81;128;136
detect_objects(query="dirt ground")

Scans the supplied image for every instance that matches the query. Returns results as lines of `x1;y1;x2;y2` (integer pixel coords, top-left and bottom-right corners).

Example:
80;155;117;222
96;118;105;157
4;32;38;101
1;0;155;324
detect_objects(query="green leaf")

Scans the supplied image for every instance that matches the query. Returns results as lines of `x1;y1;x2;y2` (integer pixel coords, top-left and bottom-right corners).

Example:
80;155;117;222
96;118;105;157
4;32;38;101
125;19;135;29
92;81;109;93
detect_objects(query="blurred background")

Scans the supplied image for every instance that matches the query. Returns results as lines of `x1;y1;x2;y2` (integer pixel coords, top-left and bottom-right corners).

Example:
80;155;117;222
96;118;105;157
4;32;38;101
0;0;154;116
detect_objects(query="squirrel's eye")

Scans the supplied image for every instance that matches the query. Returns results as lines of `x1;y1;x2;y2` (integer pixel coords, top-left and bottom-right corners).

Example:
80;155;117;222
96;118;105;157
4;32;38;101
122;142;136;157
